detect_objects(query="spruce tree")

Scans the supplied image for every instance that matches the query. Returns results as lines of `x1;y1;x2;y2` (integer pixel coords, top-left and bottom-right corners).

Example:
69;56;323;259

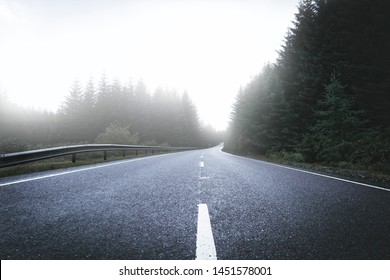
308;72;367;163
58;80;85;142
179;91;200;146
132;80;151;141
95;74;112;132
81;78;98;141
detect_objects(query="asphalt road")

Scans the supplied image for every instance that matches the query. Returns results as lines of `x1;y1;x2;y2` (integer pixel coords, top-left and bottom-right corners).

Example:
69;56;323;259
1;145;389;259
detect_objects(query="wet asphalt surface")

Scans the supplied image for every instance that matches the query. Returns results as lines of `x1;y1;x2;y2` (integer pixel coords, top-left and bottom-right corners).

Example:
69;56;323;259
1;145;389;259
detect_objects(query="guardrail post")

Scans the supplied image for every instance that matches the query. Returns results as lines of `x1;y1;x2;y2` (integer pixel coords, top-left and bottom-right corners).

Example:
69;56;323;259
122;150;125;158
135;150;138;156
104;151;107;160
72;154;76;163
145;149;147;155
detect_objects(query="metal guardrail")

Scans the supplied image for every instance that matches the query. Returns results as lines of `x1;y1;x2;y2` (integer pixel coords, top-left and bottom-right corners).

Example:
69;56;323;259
0;144;197;168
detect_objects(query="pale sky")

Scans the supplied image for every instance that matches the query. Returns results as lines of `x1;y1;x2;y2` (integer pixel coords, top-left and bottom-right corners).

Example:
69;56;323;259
0;0;298;131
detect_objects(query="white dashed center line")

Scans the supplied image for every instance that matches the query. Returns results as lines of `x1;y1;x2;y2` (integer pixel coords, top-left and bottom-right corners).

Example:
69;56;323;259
196;203;217;260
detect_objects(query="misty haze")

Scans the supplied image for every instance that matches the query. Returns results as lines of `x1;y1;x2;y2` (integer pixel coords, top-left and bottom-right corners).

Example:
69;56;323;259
1;0;390;266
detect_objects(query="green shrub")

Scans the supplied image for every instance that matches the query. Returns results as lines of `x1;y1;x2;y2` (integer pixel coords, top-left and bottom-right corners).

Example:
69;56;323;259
0;138;27;154
267;150;305;163
95;124;139;145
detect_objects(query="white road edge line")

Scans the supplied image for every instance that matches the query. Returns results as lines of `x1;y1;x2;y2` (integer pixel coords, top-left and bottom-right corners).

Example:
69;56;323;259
222;150;390;192
0;153;175;187
196;204;217;260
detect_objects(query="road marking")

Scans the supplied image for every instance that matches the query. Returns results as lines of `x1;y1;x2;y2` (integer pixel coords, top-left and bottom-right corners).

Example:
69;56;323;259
199;156;207;178
0;153;175;187
222;150;390;192
196;204;217;260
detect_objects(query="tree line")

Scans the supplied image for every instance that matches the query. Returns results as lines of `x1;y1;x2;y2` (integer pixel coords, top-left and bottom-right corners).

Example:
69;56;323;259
226;0;390;171
0;77;222;153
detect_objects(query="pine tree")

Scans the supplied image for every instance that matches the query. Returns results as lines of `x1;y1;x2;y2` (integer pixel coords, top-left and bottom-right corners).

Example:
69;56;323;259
122;80;135;126
179;91;200;146
63;80;83;117
81;78;98;141
58;80;85;142
95;74;112;131
307;72;367;163
83;78;96;111
132;80;151;141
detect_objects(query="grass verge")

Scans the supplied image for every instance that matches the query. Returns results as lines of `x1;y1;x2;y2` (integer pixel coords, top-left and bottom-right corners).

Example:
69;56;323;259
222;148;390;189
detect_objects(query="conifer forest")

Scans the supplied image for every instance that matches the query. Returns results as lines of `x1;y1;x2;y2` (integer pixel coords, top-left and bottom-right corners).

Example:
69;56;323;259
0;77;222;152
226;0;390;172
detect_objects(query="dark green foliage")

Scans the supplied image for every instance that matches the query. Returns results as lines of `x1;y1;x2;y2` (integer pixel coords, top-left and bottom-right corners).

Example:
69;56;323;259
227;0;390;171
303;72;368;163
276;0;321;142
228;65;292;154
316;0;390;129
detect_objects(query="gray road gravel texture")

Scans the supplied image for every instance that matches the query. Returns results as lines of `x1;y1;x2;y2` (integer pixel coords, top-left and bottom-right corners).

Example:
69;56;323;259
1;145;389;259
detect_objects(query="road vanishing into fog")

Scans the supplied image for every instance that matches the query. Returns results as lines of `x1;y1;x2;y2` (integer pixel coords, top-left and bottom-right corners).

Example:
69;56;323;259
1;144;390;260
